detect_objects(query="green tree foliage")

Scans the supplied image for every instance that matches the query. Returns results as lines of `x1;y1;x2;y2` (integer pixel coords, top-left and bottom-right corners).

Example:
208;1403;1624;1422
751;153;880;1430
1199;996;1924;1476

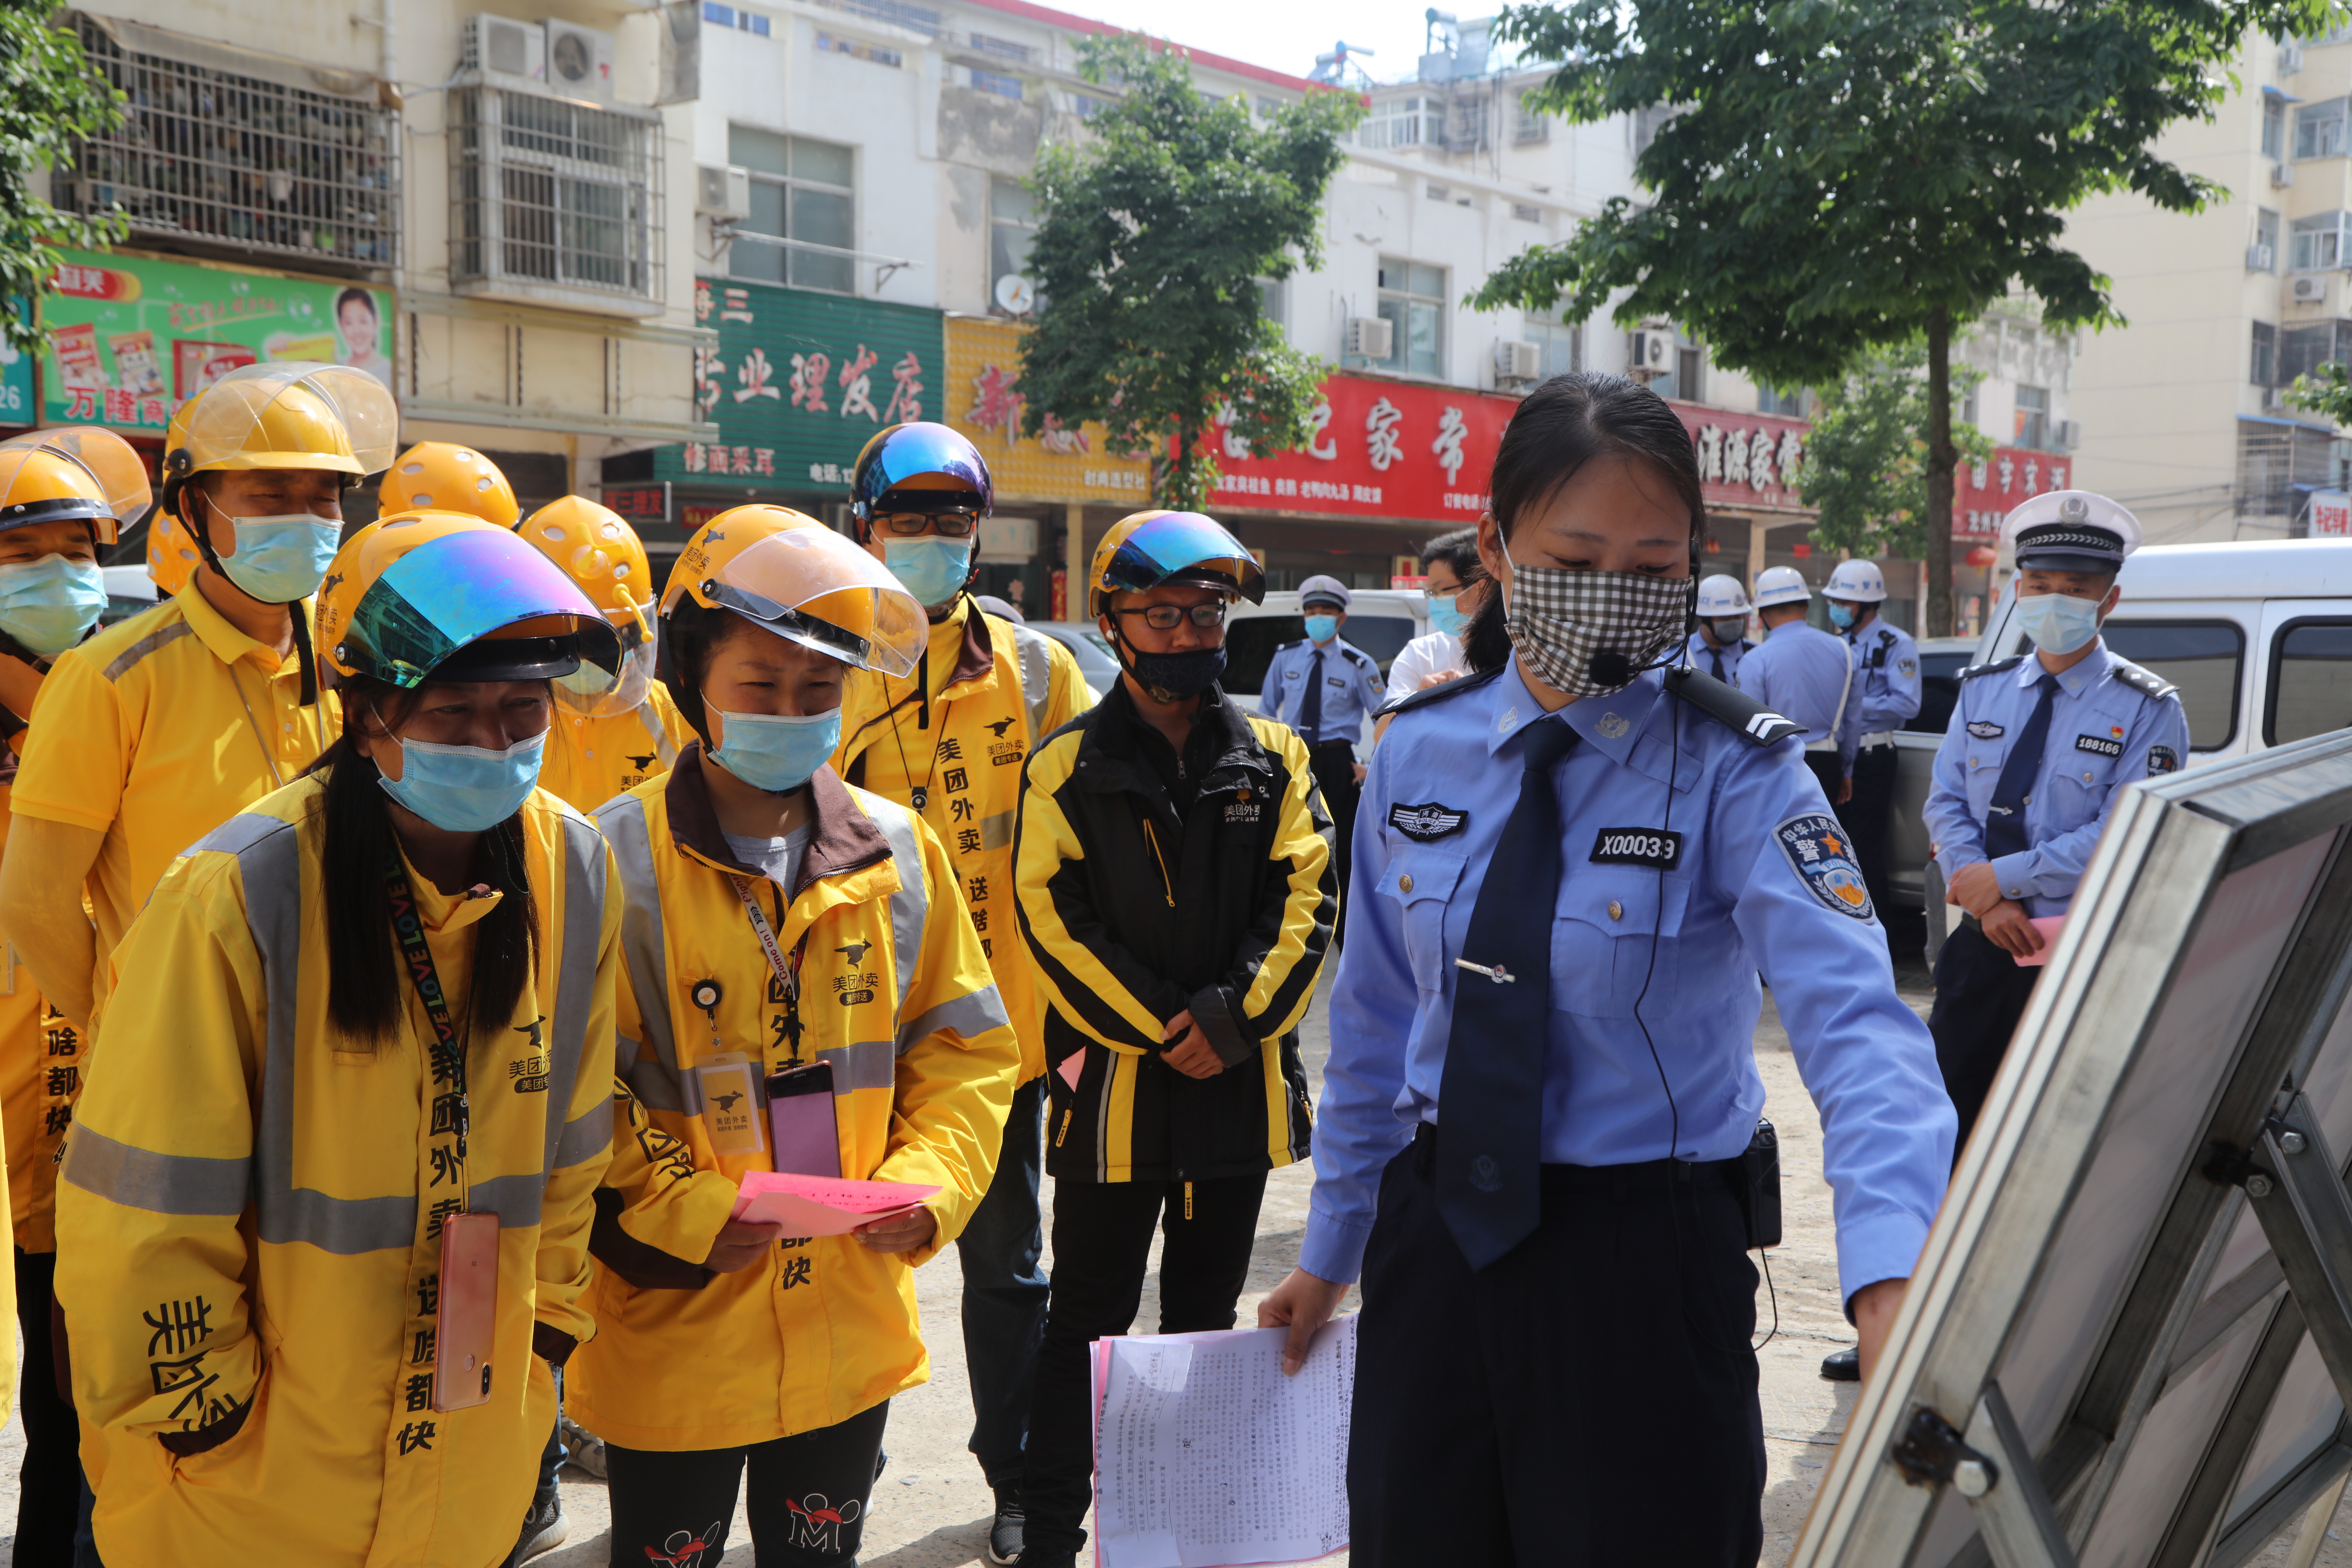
2287;360;2352;426
1473;0;2339;633
0;3;124;354
1802;343;1992;569
1018;35;1361;510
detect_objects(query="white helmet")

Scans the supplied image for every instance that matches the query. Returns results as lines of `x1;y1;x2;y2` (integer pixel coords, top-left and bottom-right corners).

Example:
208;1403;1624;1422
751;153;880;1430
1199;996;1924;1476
1695;574;1751;617
1752;565;1812;609
1825;559;1888;603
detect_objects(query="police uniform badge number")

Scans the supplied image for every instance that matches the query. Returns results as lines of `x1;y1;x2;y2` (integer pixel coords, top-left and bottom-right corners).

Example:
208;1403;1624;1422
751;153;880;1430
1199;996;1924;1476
1389;802;1468;842
1775;813;1875;921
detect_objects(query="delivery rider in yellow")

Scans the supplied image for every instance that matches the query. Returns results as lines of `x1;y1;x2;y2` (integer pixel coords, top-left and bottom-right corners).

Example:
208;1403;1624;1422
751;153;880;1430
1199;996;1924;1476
568;507;1020;1566
1013;510;1335;1568
0;362;399;1041
831;420;1088;1563
515;496;695;812
0;427;149;1558
56;512;625;1568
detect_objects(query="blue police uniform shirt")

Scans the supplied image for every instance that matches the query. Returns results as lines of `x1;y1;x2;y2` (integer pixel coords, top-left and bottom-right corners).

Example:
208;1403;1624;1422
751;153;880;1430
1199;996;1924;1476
1684;628;1753;686
1922;640;2190;919
1737;619;1859;771
1302;656;1957;1301
1840;617;1923;749
1259;635;1386;746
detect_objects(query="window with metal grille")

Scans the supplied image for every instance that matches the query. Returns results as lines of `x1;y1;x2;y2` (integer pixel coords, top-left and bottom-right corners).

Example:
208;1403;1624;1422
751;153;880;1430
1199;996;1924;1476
1513;89;1550;144
729;127;854;295
450;87;662;304
56;15;399;270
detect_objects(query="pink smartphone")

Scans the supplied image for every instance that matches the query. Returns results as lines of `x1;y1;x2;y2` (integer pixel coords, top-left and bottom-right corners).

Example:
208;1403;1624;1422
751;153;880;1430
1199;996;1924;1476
433;1212;499;1412
765;1061;839;1178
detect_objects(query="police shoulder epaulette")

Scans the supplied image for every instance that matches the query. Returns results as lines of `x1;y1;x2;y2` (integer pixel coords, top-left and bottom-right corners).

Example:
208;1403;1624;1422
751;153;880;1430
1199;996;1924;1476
2107;657;2178;702
1662;666;1803;747
1958;653;2027;682
1372;664;1505;721
1276;638;1305;653
1340;644;1374;667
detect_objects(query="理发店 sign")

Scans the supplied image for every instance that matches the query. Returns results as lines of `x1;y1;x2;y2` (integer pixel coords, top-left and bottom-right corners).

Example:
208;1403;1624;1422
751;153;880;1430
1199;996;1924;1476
1201;375;1519;522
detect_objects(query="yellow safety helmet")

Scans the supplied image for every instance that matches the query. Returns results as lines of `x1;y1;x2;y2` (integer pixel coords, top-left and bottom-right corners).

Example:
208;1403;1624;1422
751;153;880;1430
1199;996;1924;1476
1087;510;1264;620
318;510;621;689
664;506;922;677
0;427;152;548
659;504;828;617
147;506;203;596
518;496;659;719
379;442;519;529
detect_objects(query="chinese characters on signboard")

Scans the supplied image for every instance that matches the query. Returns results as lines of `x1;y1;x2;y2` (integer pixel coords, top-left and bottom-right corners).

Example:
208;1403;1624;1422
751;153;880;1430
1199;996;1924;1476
2312;490;2352;538
943;316;1149;501
1955;445;2069;537
1200;375;1519;520
1669;403;1810;514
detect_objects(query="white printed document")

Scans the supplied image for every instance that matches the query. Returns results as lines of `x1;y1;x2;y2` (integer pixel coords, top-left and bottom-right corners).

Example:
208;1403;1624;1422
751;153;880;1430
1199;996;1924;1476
1089;1318;1357;1568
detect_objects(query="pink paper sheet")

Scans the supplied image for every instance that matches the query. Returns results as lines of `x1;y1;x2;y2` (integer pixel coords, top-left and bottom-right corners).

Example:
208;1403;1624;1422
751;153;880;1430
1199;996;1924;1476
729;1171;939;1236
2012;915;2067;967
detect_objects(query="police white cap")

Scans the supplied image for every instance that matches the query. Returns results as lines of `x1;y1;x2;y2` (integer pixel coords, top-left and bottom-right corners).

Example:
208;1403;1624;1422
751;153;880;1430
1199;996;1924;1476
1695;573;1751;617
1298;574;1351;610
2000;490;2142;574
1824;559;1888;603
1752;565;1811;609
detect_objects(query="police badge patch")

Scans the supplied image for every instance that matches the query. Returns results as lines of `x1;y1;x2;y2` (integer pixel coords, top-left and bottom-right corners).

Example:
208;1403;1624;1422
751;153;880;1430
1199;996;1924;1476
1967;721;2005;739
1774;813;1875;921
1388;802;1468;842
2148;745;2180;775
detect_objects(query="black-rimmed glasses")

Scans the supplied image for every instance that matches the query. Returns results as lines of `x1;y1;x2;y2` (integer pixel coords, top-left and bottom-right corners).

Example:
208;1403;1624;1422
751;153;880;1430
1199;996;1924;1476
874;511;979;537
1111;602;1229;631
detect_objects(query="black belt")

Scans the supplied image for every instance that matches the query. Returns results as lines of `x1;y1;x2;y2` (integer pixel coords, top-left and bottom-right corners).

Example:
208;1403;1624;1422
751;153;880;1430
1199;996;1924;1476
1410;1122;1742;1195
1308;738;1357;755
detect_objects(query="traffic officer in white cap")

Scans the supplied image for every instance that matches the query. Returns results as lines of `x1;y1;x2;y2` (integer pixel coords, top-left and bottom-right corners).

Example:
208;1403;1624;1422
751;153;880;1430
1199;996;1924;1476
1260;575;1383;940
1685;572;1755;684
1735;566;1855;803
1923;490;2185;1143
1826;559;1921;926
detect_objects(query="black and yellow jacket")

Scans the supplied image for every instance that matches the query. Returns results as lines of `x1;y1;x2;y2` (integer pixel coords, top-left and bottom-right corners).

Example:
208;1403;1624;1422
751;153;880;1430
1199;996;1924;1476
1014;681;1333;1183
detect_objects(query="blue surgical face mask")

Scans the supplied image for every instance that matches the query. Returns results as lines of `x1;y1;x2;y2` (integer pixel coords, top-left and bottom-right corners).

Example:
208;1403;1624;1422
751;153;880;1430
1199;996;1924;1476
1304;613;1339;644
2013;591;2104;655
217;512;343;603
0;555;107;657
1826;601;1857;630
1425;595;1468;637
882;537;974;610
708;707;842;794
377;728;547;833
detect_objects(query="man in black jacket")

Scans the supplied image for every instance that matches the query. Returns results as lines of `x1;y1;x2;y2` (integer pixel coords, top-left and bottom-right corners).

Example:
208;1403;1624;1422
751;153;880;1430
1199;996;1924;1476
1010;510;1335;1568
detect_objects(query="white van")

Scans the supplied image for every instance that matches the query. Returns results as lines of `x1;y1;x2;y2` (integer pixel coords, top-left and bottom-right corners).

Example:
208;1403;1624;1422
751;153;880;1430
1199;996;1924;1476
1224;588;1430;753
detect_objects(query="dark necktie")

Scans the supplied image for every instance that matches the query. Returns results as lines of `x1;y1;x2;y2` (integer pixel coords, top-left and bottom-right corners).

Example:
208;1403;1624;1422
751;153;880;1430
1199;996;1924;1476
1296;648;1324;743
1710;646;1726;682
1438;717;1576;1271
1985;673;2060;863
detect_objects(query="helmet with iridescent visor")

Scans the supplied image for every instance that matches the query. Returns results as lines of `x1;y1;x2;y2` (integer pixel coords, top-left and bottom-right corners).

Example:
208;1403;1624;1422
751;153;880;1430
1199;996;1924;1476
0;427;152;546
849;422;992;530
517;496;658;719
1087;510;1264;619
317;511;621;688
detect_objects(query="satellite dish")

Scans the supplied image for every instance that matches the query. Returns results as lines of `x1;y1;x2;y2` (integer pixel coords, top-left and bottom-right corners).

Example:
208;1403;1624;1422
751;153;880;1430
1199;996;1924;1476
995;274;1036;315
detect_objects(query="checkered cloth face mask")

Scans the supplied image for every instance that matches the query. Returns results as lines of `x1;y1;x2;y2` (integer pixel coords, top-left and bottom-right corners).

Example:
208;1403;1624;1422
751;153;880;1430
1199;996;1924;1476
1503;562;1692;700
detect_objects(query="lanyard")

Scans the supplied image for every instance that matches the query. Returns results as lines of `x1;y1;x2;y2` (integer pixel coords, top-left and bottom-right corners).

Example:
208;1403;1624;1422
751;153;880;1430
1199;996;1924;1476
386;847;471;1165
728;873;809;1063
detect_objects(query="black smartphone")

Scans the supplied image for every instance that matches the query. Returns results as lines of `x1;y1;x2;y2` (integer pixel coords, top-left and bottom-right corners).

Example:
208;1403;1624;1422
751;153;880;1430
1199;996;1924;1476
1742;1118;1782;1250
764;1061;839;1178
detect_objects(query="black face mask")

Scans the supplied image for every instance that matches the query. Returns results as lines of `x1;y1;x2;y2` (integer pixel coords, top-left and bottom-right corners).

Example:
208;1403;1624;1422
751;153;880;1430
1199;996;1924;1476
1115;635;1226;703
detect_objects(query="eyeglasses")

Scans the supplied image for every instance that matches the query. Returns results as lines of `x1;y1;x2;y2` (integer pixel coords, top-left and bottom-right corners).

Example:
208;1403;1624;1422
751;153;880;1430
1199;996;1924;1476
1112;602;1229;631
874;511;979;537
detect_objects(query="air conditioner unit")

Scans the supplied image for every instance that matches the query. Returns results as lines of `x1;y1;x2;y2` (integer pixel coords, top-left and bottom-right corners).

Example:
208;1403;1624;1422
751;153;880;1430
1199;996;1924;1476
2053;419;2080;452
1630;327;1672;375
2294;274;2330;303
2273;161;2296;189
1345;315;1394;361
2249;243;2276;272
543;18;615;103
2282;42;2305;74
696;164;751;220
1494;339;1541;383
461;13;545;88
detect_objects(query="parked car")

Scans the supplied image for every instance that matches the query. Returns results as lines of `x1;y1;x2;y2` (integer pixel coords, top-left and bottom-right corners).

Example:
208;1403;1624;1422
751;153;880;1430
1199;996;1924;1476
1027;619;1120;703
1223;588;1430;753
100;564;157;628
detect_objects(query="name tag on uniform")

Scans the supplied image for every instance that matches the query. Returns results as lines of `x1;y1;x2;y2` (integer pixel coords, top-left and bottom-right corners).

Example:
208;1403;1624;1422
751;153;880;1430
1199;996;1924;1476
1967;721;2004;739
2076;734;2123;758
1590;827;1683;871
1389;802;1468;842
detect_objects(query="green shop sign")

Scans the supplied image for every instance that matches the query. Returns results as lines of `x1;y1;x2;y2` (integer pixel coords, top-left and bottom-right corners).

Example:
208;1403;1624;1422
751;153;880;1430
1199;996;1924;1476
665;278;944;490
40;248;394;431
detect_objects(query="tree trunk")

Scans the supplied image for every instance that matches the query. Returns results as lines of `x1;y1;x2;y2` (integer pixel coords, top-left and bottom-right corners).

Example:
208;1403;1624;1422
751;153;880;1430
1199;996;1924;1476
1924;307;1957;638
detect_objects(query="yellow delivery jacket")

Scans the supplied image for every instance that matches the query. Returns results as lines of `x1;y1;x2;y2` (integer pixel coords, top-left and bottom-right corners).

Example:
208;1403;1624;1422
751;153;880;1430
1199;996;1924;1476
538;684;695;815
56;779;619;1568
566;748;1019;1452
1;741;73;1254
835;599;1089;1083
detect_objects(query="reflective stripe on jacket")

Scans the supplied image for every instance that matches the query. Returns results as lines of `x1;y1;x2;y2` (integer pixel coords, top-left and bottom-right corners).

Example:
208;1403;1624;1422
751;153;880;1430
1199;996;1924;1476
567;749;1018;1452
836;597;1090;1084
1015;683;1333;1183
55;779;619;1568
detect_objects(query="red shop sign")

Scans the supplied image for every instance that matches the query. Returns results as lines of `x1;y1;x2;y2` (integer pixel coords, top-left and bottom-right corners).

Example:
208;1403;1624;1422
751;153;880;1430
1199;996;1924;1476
1668;401;1812;516
1955;445;2071;539
1202;375;1520;522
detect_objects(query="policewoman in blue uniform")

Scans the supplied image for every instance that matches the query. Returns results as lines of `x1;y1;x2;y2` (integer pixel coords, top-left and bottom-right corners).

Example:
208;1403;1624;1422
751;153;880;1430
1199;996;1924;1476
1923;492;2188;1152
1260;372;1956;1568
1258;575;1384;938
1827;559;1923;924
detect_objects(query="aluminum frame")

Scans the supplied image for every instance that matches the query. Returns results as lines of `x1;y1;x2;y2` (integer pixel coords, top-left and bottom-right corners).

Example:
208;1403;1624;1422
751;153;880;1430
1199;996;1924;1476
1793;730;2352;1568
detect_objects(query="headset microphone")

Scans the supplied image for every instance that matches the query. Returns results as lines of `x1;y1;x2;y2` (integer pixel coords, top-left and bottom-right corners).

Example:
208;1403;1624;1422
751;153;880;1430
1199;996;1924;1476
1586;649;1634;688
